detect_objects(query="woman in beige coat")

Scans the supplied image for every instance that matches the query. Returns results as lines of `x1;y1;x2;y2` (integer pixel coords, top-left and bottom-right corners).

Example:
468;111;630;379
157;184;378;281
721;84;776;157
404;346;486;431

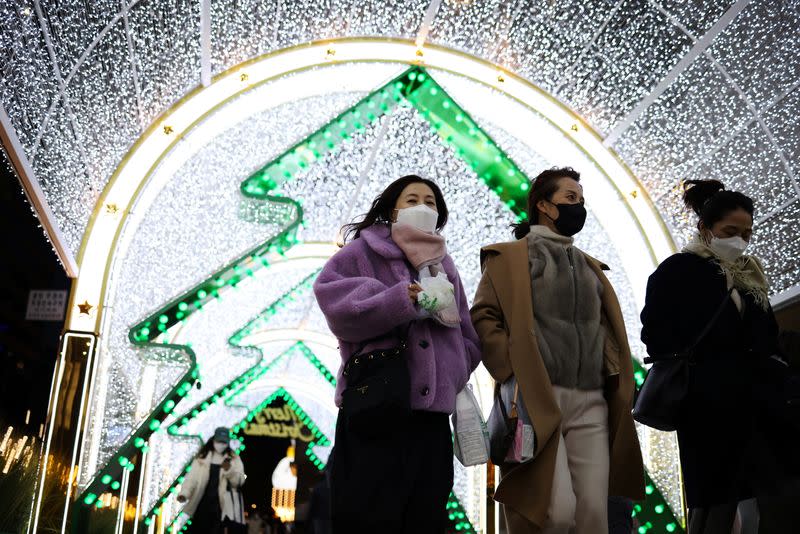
471;167;644;533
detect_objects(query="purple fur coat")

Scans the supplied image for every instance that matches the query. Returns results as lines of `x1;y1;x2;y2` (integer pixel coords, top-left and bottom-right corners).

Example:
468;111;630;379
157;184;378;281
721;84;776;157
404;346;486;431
313;224;482;414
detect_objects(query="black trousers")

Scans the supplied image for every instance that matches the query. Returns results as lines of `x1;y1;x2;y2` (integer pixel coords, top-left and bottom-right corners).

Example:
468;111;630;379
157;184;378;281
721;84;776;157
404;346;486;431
330;409;454;534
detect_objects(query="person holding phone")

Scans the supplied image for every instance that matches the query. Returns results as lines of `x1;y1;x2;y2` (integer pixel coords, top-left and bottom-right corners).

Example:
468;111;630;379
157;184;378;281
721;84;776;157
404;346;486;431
178;427;247;533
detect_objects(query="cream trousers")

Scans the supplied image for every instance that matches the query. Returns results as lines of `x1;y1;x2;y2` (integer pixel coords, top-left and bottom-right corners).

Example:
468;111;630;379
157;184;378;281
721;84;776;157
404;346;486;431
504;386;610;534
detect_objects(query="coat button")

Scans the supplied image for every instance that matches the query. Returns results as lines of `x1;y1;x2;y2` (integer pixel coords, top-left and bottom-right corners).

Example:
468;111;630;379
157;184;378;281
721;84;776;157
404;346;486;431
421;387;430;396
419;340;429;349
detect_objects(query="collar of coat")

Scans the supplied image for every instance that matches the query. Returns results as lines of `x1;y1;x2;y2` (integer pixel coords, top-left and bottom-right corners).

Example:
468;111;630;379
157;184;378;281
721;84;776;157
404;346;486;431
358;224;406;259
480;234;611;272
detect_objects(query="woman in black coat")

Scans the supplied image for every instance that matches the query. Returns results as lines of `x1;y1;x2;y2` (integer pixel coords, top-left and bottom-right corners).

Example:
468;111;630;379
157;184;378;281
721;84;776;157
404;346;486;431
640;179;797;533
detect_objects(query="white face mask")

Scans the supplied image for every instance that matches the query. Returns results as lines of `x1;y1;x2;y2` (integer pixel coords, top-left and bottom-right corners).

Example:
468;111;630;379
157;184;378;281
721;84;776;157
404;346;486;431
395;204;439;234
709;235;749;262
213;442;228;454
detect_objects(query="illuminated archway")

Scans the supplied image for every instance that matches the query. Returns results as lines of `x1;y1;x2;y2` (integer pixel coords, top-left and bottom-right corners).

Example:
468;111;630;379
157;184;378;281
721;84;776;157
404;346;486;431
40;39;683;534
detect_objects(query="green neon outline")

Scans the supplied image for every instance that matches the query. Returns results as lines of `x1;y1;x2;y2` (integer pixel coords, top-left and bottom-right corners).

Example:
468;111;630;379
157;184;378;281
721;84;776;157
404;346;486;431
77;195;303;513
163;271;322;436
240;66;530;220
141;273;335;529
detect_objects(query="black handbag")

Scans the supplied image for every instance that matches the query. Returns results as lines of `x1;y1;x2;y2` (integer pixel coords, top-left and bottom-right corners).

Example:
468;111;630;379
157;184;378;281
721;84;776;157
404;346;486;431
487;381;518;465
633;288;733;431
340;324;412;436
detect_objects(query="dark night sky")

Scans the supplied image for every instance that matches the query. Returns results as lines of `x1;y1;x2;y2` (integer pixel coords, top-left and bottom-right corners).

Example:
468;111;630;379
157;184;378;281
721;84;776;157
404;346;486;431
0;153;69;430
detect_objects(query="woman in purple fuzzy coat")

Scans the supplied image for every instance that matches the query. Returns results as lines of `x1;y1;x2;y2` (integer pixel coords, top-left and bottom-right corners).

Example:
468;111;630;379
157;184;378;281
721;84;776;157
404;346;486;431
313;175;481;534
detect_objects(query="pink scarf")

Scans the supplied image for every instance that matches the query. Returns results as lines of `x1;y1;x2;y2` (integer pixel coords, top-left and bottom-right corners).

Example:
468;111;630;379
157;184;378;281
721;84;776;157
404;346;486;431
391;223;460;328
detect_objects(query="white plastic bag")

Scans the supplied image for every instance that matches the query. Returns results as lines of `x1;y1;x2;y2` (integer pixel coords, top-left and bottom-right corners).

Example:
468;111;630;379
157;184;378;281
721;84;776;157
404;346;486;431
417;272;456;313
451;384;490;466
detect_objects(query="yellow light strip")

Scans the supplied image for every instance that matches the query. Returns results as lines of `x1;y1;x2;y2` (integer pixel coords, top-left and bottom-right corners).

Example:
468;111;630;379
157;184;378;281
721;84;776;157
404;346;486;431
61;333;96;534
115;467;130;534
30;332;96;534
132;448;148;534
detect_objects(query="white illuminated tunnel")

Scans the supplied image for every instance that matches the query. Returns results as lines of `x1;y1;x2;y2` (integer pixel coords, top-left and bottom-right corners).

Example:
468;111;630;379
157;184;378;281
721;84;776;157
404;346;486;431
48;40;683;533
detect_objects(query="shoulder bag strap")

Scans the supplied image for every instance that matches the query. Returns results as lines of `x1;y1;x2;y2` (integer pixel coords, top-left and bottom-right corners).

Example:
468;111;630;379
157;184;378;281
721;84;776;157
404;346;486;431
510;381;519;418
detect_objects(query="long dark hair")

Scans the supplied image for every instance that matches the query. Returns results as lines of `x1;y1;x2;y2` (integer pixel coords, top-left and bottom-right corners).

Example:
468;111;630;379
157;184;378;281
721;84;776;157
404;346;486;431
198;437;233;459
682;179;754;230
511;167;581;239
341;175;449;243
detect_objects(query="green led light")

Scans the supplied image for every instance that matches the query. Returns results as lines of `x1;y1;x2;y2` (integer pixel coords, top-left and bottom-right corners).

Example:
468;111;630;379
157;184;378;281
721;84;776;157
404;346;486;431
83;493;97;505
645;484;654;495
149;420;161;431
101;474;112;484
666;523;677;532
111;481;121;490
118;456;129;467
655;504;664;514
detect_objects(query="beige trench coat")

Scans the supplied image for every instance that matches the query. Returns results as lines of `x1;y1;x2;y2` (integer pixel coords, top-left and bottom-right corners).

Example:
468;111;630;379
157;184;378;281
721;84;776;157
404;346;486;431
471;238;645;528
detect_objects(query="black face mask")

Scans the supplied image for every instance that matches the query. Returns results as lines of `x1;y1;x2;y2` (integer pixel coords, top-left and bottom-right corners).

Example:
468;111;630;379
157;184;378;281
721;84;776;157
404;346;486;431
547;202;587;237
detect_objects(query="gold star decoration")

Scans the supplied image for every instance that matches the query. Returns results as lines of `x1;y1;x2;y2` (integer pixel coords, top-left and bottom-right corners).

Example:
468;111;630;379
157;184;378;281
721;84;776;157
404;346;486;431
570;124;579;132
240;72;249;82
630;190;639;199
163;125;174;135
326;48;336;58
105;203;119;215
415;48;424;57
497;73;505;83
77;301;94;315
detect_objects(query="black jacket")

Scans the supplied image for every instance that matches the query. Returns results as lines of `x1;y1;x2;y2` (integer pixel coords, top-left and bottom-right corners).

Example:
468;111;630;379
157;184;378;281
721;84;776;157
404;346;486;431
641;253;787;507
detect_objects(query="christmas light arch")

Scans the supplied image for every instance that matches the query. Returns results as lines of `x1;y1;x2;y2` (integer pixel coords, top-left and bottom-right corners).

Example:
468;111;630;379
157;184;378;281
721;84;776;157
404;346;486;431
37;41;685;534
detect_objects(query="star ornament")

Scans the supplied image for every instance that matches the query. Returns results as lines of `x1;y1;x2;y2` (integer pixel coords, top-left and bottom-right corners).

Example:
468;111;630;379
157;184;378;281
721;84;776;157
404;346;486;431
77;301;94;315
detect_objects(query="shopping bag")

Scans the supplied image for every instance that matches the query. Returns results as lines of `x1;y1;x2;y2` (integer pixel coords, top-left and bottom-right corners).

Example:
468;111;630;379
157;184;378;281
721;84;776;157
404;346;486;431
488;376;536;465
504;418;535;463
452;384;490;466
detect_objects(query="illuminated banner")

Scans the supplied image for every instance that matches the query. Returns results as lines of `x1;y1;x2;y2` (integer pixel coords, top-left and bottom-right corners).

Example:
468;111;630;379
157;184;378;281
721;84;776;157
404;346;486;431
244;404;313;442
